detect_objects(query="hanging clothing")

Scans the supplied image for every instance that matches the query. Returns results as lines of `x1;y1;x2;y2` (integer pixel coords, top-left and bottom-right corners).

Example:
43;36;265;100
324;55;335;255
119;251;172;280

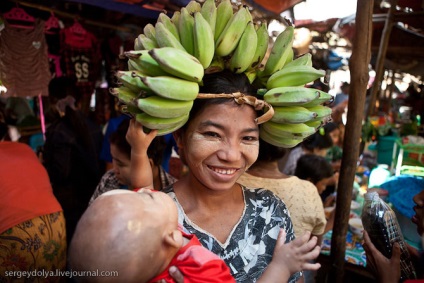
0;19;51;97
60;24;101;113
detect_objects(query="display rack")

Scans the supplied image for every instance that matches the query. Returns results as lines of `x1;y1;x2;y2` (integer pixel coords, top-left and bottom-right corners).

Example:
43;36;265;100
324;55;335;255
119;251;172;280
391;138;424;177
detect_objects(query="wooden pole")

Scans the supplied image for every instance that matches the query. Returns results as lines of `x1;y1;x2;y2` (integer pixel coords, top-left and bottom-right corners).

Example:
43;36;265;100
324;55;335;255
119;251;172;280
366;0;398;118
328;0;373;282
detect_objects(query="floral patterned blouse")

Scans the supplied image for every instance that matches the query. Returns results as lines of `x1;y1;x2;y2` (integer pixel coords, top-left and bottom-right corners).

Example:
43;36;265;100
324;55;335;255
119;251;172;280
163;185;301;283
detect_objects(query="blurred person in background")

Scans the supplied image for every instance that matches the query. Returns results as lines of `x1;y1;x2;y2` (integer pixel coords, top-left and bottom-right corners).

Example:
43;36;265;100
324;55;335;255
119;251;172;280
42;77;104;245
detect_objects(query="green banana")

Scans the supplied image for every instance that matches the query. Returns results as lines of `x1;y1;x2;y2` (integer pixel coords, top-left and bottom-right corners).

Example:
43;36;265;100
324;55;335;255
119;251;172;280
301;90;334;107
266;65;326;89
259;127;304;148
259;26;294;79
263;86;320;106
185;0;201;14
244;68;257;84
215;6;250;57
124;50;168;77
116;70;152;94
135;112;189;130
148;47;204;83
178;8;195;55
155;117;189;136
110;86;138;105
143;23;156;41
136;95;193;119
158;12;180;41
155;22;186;51
134;34;158;50
271;106;318;124
229;21;257;74
200;0;217;34
262;121;316;139
205;55;225;74
304;120;323;129
214;0;233;41
120;104;143;116
171;11;180;28
284;53;313;68
249;22;269;69
193;12;215;69
141;76;199;101
305;105;333;122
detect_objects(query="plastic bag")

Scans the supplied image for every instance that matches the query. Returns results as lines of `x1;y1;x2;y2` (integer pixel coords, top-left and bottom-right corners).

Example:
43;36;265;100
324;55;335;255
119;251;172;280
361;191;416;280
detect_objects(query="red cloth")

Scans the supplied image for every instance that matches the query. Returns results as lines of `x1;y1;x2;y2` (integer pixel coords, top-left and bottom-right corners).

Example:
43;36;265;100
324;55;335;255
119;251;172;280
148;231;235;283
0;142;62;233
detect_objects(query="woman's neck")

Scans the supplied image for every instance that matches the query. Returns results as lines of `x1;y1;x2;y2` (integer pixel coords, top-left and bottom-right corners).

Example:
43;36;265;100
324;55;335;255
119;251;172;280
246;160;289;179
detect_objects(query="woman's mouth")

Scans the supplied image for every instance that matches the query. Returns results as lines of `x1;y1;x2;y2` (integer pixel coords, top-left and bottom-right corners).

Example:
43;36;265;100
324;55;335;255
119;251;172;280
208;165;238;175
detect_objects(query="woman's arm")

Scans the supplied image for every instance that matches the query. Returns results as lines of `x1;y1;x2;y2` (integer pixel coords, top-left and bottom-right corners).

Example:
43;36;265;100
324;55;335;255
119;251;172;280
126;119;157;189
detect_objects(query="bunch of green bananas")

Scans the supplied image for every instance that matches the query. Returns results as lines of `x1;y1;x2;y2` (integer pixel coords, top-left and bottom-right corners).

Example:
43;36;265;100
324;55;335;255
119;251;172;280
112;0;334;146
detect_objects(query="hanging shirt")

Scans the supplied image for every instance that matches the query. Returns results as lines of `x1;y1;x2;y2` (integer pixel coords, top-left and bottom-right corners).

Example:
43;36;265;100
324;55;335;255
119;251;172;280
0;19;51;97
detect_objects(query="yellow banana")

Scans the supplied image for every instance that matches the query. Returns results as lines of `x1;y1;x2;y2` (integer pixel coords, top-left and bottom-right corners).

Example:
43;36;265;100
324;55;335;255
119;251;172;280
271;106;318;124
214;0;233;41
200;0;217;34
262;121;316;139
155;22;186;51
263;86;320;106
136;112;189;130
193;12;215;69
158;12;180;41
148;47;204;83
177;8;195;56
229;21;257;74
259;127;304;148
140;76;199;101
215;6;250;57
124;50;168;77
266;65;326;89
136;95;194;119
185;0;201;14
249;22;269;69
259;26;294;79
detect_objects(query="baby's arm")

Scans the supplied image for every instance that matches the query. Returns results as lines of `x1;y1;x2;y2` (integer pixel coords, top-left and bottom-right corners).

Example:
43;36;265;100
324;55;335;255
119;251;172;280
126;119;157;189
257;230;321;283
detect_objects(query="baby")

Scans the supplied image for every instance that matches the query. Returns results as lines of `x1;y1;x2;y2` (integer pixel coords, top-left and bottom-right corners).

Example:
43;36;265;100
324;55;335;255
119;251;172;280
68;189;235;283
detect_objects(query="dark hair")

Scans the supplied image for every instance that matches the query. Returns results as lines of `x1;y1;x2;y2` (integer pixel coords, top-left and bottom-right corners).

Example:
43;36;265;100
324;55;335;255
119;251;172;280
181;70;258;131
255;138;287;162
0;122;8;140
323;122;339;134
294;154;334;184
110;119;166;166
302;130;333;151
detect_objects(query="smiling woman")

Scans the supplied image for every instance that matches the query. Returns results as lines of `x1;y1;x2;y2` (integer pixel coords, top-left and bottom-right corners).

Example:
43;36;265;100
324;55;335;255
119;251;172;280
127;70;322;283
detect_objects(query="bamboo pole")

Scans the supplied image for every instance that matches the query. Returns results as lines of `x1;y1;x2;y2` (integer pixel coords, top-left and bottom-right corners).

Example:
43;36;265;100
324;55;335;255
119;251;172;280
366;0;398;118
328;0;374;282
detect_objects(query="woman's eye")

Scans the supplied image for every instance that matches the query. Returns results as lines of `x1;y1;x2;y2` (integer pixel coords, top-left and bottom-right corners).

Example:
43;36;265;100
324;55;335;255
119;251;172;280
204;131;220;138
243;136;258;142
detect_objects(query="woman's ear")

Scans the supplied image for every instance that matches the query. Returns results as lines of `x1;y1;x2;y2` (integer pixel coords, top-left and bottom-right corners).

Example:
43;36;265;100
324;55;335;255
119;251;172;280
173;130;184;149
164;229;183;250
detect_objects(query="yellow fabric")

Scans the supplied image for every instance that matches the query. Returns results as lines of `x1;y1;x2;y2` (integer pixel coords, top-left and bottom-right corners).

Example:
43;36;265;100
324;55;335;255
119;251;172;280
0;212;67;283
238;174;326;237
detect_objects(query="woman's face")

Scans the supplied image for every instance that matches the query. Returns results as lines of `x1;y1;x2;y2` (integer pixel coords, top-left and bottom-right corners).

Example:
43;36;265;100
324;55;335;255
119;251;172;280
315;176;334;194
179;102;259;191
329;128;341;145
110;144;131;186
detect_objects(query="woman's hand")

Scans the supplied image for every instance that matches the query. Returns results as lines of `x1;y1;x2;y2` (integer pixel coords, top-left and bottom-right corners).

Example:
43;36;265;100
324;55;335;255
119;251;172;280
362;230;401;283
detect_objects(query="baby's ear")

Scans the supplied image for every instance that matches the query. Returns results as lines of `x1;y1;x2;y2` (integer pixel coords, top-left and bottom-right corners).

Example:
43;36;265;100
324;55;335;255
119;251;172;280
164;229;183;249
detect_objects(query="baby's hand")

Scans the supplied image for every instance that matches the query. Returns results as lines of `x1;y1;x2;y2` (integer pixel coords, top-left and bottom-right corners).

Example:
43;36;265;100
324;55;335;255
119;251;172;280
126;119;157;155
272;229;321;276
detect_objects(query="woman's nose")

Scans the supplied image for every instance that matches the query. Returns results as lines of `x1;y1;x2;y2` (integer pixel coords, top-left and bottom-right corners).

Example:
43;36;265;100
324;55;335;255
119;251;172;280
217;141;241;162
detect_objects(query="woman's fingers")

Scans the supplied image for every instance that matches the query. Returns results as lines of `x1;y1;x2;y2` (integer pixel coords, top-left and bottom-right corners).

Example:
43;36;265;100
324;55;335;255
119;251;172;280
169;266;184;283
